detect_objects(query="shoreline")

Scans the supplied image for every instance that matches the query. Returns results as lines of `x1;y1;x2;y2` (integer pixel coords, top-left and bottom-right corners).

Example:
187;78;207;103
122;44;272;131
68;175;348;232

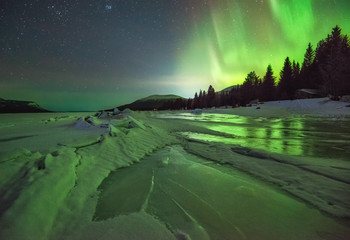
200;97;350;118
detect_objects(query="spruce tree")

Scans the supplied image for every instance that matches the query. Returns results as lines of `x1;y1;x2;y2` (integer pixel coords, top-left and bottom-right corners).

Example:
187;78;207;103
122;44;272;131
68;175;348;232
301;43;314;71
278;57;294;99
198;90;203;108
193;92;199;108
292;61;301;89
300;43;317;89
315;25;350;97
207;85;216;107
202;90;207;108
241;71;260;104
262;64;275;101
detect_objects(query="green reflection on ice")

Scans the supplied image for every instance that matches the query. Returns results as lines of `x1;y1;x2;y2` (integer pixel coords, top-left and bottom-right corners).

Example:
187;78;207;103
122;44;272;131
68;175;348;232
159;113;350;159
205;118;305;156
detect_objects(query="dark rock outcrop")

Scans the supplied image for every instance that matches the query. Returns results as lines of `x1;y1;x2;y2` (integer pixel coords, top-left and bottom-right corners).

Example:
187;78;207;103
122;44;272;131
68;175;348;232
0;98;49;113
106;94;184;111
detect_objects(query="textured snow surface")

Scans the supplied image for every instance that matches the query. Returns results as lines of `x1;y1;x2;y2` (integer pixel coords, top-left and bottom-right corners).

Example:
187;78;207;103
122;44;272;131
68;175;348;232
0;102;349;240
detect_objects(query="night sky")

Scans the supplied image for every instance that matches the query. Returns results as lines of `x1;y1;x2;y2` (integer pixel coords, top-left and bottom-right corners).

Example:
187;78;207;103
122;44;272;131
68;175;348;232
1;1;350;111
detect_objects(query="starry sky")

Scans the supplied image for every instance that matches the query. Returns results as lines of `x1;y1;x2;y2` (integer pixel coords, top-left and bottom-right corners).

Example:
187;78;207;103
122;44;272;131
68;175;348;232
1;0;350;111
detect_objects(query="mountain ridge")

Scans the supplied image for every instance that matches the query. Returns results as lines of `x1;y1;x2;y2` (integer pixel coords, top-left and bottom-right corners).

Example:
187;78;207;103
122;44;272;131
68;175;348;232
0;98;49;113
107;94;184;111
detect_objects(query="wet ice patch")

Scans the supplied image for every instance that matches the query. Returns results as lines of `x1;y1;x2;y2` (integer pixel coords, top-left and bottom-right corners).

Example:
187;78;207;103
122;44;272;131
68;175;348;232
157;113;248;124
180;132;304;157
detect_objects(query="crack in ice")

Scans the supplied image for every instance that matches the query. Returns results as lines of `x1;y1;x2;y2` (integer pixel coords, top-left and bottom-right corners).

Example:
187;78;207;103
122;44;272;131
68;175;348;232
141;170;155;212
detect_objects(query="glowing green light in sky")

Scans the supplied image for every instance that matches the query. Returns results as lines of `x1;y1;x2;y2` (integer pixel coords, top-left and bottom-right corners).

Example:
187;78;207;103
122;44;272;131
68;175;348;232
270;0;314;44
176;0;350;93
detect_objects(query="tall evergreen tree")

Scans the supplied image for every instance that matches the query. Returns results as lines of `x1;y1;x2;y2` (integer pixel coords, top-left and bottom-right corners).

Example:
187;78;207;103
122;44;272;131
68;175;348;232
301;43;315;71
315;25;350;97
241;71;260;104
198;90;203;108
202;90;207;108
219;92;228;107
193;92;199;108
278;57;294;99
207;85;216;107
262;64;275;101
186;99;192;110
292;61;301;89
229;86;240;107
300;43;318;89
292;61;300;76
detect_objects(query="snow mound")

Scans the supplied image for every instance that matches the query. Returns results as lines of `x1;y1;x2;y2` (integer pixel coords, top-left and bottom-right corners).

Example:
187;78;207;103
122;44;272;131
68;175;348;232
268;98;350;116
74;117;93;129
127;116;146;129
109;125;123;137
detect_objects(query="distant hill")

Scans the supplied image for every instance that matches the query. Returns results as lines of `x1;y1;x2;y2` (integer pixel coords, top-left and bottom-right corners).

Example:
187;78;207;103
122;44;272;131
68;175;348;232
218;85;240;93
0;98;49;113
109;94;184;111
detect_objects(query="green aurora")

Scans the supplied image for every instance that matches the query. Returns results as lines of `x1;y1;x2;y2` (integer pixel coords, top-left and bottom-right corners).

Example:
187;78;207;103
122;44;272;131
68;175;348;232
176;0;350;92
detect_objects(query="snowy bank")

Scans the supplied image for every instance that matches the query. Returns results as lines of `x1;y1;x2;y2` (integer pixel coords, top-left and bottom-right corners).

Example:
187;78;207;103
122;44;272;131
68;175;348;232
205;98;350;118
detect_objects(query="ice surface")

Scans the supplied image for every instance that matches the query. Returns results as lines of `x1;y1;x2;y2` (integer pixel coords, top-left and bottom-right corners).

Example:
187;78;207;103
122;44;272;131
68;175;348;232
160;112;350;160
94;145;350;239
0;102;349;240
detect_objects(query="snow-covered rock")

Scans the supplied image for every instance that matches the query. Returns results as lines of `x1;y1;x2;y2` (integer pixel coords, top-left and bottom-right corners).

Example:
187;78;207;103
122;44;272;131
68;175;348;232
113;108;120;115
98;111;110;119
191;108;202;114
84;116;95;125
74;117;92;129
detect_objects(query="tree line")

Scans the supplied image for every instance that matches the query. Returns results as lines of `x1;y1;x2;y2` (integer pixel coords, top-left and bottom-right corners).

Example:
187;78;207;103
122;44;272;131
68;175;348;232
164;25;350;110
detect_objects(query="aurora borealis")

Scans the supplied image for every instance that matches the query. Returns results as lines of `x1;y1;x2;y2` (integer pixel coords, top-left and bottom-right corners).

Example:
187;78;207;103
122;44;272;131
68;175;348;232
1;0;350;111
178;0;350;91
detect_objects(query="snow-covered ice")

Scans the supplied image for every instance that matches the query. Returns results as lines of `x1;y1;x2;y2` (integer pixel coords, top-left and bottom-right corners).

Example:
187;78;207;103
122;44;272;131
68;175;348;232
0;98;350;240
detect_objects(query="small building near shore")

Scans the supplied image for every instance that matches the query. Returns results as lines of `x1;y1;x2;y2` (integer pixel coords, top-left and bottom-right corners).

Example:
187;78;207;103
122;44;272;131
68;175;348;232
295;89;322;99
